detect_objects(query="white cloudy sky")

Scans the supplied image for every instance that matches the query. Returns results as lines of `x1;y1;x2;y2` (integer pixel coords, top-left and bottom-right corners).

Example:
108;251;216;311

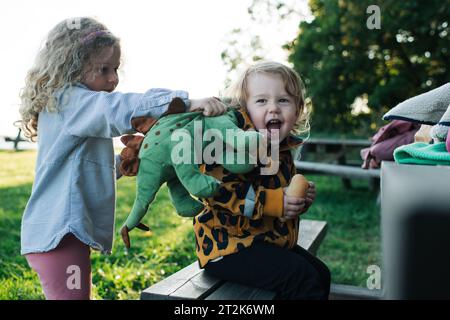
0;0;309;137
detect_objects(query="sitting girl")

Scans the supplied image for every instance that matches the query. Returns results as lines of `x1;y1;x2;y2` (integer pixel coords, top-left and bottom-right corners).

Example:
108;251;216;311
194;61;331;299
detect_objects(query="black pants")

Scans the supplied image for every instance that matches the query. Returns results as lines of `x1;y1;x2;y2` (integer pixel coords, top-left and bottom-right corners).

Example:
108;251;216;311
204;242;331;300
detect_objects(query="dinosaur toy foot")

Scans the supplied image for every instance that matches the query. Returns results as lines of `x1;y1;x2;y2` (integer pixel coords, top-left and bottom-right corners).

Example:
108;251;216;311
120;223;151;249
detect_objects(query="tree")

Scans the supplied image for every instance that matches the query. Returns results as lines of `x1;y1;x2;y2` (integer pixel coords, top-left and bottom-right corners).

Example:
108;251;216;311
220;0;311;87
289;0;450;136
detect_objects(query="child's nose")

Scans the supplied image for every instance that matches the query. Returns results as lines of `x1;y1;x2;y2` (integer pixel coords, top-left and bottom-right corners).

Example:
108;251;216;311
268;101;281;112
109;72;119;84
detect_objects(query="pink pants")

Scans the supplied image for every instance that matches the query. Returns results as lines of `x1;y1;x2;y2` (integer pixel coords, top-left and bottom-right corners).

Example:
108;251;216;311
25;233;91;300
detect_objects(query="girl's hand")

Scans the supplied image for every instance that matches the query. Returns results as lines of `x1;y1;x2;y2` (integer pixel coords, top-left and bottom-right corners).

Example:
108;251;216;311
302;182;316;213
282;188;306;220
281;181;316;220
189;97;227;116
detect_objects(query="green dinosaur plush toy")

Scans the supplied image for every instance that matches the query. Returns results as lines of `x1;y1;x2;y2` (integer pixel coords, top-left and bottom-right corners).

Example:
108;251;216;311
119;98;263;248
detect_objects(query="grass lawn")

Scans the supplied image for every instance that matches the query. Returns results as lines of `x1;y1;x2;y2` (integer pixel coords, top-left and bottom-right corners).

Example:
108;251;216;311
0;150;380;299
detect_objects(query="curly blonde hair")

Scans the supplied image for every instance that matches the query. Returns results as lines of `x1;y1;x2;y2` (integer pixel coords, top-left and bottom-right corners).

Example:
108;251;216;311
225;61;310;137
18;17;120;141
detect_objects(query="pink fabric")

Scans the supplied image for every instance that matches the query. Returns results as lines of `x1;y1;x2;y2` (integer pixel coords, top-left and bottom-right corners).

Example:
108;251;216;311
25;233;91;300
447;130;450;153
361;120;420;169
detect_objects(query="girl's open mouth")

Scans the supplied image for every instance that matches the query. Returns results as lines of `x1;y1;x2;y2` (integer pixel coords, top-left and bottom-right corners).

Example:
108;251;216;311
266;119;282;137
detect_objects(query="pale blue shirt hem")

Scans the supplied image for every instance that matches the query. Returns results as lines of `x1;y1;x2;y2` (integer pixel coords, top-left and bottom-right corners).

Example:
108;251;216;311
21;227;112;255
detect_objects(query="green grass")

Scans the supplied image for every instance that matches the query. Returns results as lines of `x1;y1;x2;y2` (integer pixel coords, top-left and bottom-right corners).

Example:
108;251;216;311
0;150;380;299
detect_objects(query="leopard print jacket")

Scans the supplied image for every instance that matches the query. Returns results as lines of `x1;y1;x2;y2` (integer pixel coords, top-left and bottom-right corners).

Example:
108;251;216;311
193;108;303;267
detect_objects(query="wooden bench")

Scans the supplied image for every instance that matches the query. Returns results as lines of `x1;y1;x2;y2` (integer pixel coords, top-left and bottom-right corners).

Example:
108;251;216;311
141;219;328;300
294;160;381;205
299;138;372;156
295;161;380;179
299;138;372;165
295;160;380;190
296;138;380;191
4;129;26;151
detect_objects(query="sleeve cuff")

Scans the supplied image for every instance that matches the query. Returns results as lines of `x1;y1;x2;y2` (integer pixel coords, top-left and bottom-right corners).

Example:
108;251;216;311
184;98;191;111
243;185;256;218
263;188;284;218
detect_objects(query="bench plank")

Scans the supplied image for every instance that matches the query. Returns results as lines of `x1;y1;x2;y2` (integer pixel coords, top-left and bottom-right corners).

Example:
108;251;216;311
305;138;372;148
206;283;276;300
141;219;328;300
168;266;224;300
298;219;328;255
329;284;382;300
140;261;221;300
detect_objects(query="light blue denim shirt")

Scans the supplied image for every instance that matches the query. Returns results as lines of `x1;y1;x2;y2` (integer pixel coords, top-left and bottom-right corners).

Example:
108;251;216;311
21;83;189;255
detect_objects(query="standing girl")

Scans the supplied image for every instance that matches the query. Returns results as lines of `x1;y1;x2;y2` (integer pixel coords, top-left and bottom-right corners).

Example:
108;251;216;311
19;17;225;300
194;61;331;299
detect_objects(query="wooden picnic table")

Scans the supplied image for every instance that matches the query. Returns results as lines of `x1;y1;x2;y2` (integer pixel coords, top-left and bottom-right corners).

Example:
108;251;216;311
304;138;373;147
297;137;379;190
299;138;372;162
4;129;26;151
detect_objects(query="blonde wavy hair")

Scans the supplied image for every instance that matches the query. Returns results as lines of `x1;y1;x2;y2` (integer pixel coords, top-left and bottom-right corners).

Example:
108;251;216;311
225;61;311;137
18;17;120;141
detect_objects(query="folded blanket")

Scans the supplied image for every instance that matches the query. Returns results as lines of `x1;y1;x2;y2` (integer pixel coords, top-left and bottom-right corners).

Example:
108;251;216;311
439;103;450;126
383;83;450;125
394;142;450;165
430;104;450;141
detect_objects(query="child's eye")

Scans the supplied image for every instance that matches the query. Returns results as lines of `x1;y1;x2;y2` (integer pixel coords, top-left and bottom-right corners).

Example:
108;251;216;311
256;99;267;104
99;66;109;74
279;98;290;103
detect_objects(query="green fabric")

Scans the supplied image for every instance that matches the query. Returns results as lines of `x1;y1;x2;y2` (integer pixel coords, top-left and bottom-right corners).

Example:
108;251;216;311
125;109;262;231
394;142;450;165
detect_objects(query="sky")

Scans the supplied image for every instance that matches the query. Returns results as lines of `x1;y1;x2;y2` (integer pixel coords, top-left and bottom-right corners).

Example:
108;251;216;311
0;0;309;138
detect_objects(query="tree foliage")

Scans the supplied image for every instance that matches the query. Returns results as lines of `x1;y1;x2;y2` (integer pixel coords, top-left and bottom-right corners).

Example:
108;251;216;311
220;0;310;87
289;0;450;136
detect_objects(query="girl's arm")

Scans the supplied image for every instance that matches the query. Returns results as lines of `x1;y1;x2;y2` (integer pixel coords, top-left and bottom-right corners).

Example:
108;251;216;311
60;86;190;138
206;153;310;220
206;179;285;220
207;179;313;221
